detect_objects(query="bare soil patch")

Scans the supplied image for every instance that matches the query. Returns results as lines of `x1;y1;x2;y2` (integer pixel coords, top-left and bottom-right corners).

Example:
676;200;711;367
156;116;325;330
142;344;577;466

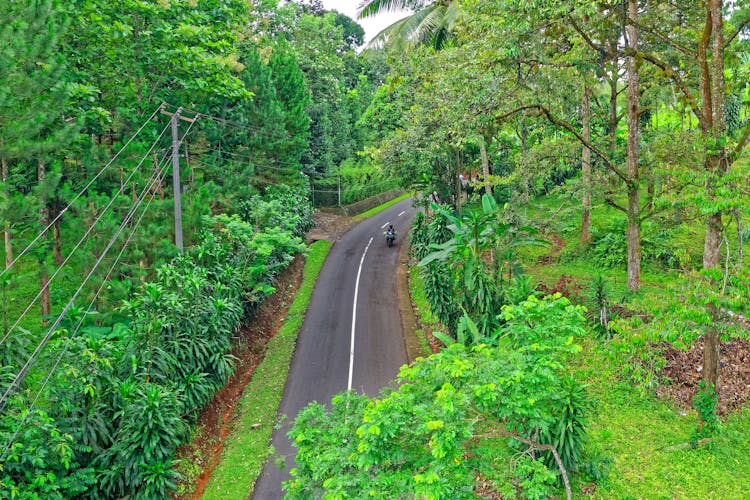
306;210;355;241
656;335;750;414
537;232;567;265
174;255;305;499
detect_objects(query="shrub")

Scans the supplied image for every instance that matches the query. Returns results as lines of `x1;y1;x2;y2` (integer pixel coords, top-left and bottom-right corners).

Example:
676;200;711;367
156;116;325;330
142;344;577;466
536;376;591;473
0;406;97;499
590;220;679;269
0;187;311;498
286;296;590;499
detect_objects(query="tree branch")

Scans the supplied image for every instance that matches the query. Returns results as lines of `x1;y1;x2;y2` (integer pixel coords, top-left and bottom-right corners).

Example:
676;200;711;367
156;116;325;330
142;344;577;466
627;17;696;57
729;119;750;164
633;49;709;132
604;196;627;214
568;17;602;53
726;15;750;46
478;427;572;500
493;105;630;183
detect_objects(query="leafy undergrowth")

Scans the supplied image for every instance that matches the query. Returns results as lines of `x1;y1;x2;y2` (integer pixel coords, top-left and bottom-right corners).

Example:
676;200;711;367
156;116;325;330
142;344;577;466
173;255;306;498
407;261;444;355
200;240;332;500
518;192;750;497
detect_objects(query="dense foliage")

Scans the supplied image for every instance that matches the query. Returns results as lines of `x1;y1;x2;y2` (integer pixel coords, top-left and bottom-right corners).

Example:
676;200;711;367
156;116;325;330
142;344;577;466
286;295;589;499
0;187;311;497
2;0;750;497
0;0;397;496
413;195;547;339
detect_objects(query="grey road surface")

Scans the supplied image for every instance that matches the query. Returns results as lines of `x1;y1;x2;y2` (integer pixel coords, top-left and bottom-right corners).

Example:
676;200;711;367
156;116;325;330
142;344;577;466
252;198;416;499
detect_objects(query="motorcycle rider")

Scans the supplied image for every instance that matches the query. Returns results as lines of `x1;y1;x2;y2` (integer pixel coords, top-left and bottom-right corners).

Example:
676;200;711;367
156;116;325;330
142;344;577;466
385;224;397;246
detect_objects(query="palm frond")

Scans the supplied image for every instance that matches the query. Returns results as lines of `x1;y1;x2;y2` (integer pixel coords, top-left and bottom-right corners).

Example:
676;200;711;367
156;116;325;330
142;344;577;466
357;0;422;19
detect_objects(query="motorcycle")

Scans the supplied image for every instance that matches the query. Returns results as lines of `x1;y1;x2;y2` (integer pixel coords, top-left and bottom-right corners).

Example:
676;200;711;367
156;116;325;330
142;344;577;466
384;229;397;247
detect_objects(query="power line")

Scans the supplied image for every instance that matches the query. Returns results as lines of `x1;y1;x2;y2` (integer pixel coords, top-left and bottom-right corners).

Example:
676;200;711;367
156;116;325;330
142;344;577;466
161;102;292;136
0;104;164;280
0;150;175;413
0;119;197;396
0;123;172;349
190;159;297;187
0;153;172;455
197;147;303;174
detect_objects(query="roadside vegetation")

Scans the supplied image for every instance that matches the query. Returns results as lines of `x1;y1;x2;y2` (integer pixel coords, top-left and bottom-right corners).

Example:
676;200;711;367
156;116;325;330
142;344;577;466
202;240;332;500
286;0;750;498
2;0;750;498
0;1;396;498
352;192;412;222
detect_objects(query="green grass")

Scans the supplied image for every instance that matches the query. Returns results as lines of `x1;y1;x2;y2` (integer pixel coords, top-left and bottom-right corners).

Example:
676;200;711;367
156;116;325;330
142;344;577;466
567;339;750;498
514;190;750;497
352;192;412;222
201;240;332;500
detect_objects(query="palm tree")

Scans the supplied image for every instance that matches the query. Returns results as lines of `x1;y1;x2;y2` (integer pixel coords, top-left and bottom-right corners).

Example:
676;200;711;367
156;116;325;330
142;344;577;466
356;0;461;50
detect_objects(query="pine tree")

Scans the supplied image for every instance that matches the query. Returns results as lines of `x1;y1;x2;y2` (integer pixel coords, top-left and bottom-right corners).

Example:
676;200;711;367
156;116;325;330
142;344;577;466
0;0;74;270
268;44;311;169
241;49;288;178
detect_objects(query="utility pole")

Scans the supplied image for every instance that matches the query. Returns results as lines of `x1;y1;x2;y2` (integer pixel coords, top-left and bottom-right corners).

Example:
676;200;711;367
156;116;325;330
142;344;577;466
160;104;195;252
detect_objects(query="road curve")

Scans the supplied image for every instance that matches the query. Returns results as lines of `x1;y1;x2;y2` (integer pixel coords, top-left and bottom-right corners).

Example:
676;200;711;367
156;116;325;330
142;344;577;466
252;198;416;499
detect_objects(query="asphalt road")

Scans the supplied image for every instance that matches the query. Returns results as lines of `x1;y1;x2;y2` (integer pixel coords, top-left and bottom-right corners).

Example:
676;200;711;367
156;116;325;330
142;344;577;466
252;198;416;499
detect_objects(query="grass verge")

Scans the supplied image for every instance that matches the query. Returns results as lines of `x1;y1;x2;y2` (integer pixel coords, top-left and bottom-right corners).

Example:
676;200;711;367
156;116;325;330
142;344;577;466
569;339;750;498
201;240;332;500
352;192;412;222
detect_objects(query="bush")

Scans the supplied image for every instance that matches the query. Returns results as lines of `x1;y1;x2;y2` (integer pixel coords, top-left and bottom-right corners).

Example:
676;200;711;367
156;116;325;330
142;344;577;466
0;187;310;498
536;376;591;473
590;220;679;269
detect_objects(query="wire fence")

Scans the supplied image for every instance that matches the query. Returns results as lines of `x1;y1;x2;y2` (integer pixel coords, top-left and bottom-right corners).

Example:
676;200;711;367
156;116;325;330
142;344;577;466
310;178;400;207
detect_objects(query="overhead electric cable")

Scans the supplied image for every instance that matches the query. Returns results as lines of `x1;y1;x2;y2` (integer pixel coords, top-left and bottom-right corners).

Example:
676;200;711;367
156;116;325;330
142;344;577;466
0;155;172;455
0;104;164;280
161;102;291;136
0;123;172;348
0;151;175;412
0;119;197;401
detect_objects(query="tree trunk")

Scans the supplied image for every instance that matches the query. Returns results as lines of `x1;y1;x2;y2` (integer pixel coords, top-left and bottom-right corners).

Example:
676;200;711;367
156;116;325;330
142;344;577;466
479;137;492;196
736;210;743;264
53;218;62;265
581;86;592;244
609;70;618;153
695;0;726;396
702;211;723;268
703;303;720;391
626;190;641;292
701;0;727;269
2;157;12;269
625;0;641;292
38;159;51;323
